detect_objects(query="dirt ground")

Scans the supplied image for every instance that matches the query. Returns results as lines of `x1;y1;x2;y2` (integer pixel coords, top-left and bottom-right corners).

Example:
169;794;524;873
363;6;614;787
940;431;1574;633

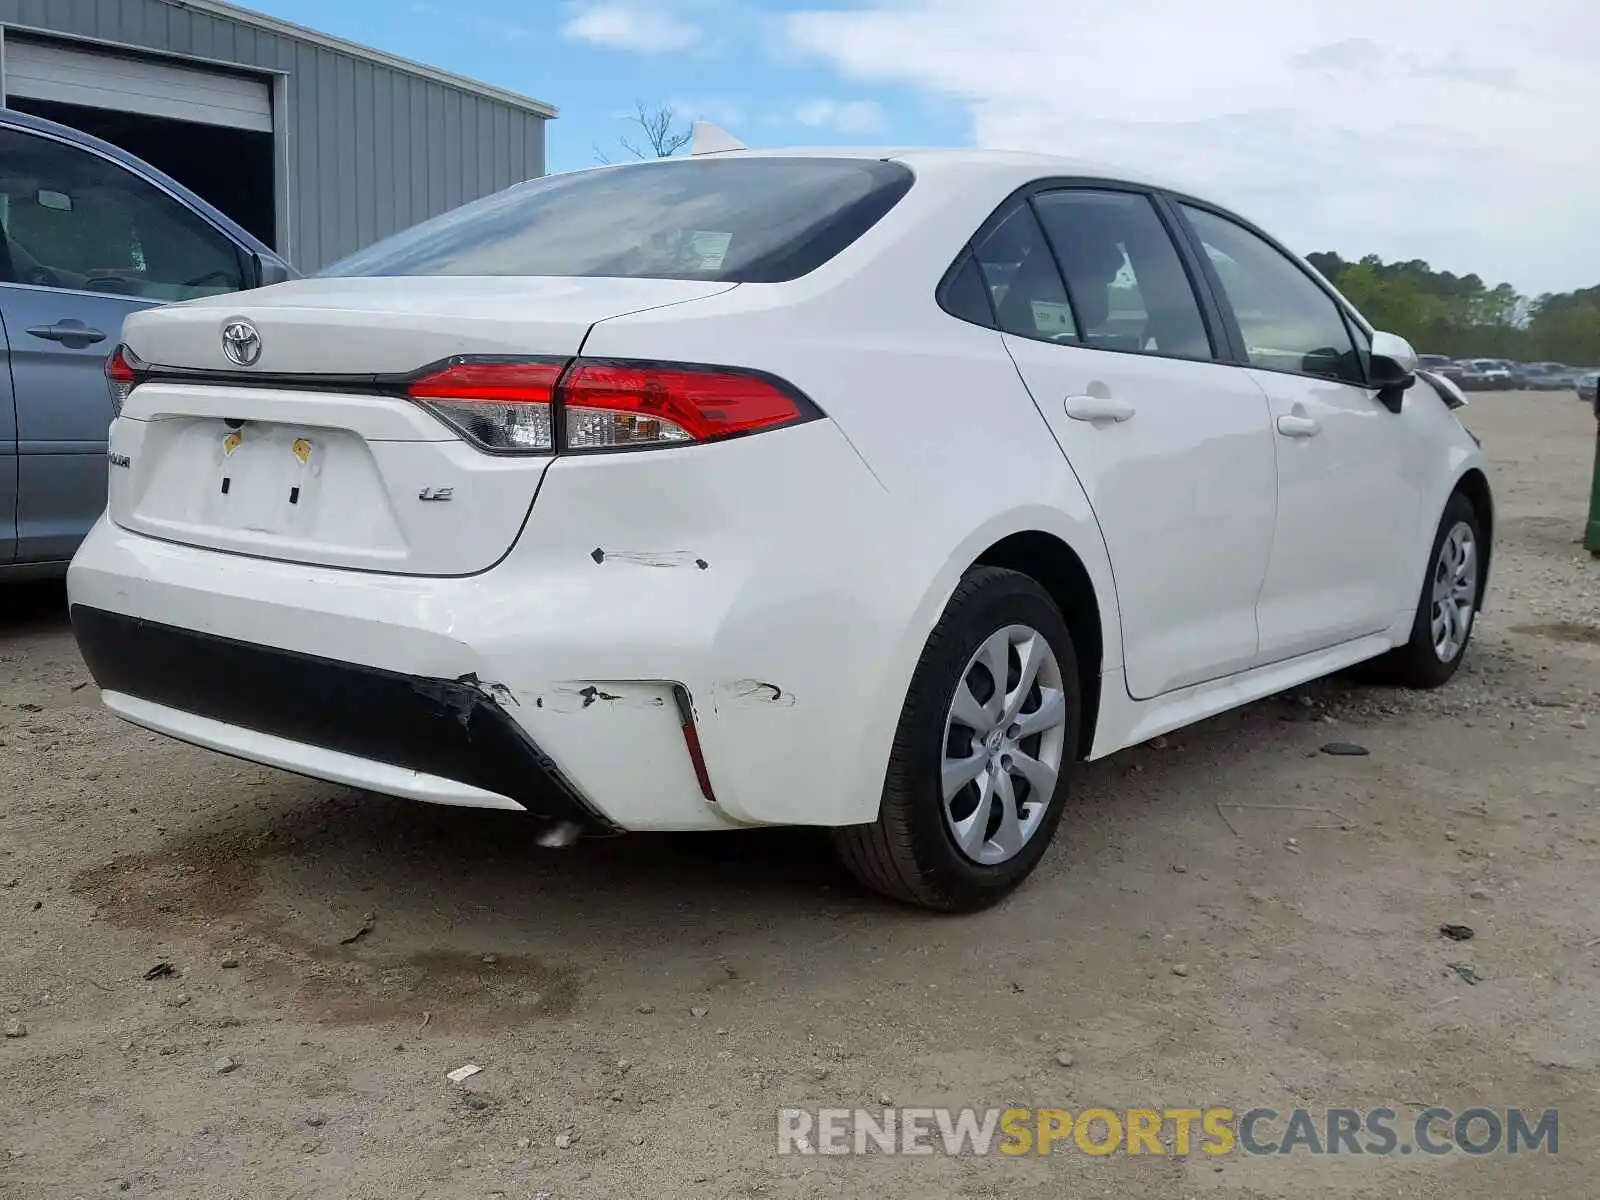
1;391;1597;1199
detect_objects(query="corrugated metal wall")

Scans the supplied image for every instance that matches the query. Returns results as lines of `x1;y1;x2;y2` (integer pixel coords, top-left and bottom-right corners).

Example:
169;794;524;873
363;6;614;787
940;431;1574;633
0;0;547;269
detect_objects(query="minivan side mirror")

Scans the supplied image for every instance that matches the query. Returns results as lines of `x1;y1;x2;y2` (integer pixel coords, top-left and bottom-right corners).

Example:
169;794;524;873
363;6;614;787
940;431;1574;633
1369;329;1418;413
250;250;292;289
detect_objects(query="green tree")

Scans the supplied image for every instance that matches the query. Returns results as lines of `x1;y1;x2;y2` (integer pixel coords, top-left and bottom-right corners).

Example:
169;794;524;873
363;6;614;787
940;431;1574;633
1300;250;1600;362
1527;297;1600;364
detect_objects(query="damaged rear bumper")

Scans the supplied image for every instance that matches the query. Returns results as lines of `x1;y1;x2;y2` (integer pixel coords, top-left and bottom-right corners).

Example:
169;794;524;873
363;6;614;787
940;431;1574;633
66;411;907;832
71;605;617;833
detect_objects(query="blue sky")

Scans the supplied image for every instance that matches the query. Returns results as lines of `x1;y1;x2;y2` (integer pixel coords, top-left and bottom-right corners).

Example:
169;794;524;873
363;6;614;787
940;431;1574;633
246;0;1597;292
247;0;969;174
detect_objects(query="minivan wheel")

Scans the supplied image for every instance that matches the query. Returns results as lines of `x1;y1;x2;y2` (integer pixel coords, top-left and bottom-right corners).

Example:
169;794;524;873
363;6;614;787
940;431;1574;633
832;567;1080;912
1363;492;1483;689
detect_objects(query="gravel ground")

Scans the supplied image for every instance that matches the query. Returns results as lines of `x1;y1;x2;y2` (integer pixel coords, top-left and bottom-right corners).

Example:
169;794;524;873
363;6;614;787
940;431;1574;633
1;391;1597;1199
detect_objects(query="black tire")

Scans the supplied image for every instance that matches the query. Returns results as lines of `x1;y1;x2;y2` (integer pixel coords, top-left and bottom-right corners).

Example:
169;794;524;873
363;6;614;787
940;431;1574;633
1361;491;1484;688
832;567;1081;912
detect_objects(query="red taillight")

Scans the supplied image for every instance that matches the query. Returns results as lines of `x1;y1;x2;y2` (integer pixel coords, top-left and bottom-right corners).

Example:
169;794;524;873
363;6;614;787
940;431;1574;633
407;359;563;453
408;360;563;404
561;361;808;449
104;344;141;416
404;357;814;455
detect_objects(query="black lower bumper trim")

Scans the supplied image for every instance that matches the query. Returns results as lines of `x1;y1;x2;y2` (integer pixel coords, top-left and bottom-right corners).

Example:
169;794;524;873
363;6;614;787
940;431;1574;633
70;605;615;832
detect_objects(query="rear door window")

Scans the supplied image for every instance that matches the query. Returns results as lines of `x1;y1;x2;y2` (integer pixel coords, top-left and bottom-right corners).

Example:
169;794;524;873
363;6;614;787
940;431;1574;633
322;157;915;284
1032;189;1214;360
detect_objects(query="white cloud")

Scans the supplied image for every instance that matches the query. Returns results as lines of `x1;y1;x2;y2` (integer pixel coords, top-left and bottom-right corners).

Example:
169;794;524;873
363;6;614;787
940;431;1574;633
561;4;700;53
793;98;887;136
784;0;1600;293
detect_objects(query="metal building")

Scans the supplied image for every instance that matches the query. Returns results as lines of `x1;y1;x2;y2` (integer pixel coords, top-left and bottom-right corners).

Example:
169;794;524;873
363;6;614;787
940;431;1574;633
0;0;555;269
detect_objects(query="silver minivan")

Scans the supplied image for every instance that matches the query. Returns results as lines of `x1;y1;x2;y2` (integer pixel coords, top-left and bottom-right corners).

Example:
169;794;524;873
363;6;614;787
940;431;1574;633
0;107;291;577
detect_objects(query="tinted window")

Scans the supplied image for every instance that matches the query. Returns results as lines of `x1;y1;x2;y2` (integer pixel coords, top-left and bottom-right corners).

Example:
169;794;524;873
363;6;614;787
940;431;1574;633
971;203;1077;342
321;157;914;284
1181;205;1364;385
0;127;243;300
940;252;995;327
1033;190;1213;360
1347;314;1373;379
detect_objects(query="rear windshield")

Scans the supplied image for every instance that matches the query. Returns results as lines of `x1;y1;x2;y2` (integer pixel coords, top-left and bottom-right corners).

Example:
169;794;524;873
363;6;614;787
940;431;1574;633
320;157;915;284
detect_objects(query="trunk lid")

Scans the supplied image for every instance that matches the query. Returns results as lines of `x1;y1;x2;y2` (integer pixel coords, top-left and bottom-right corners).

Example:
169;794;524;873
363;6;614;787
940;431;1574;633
109;277;735;575
122;276;736;374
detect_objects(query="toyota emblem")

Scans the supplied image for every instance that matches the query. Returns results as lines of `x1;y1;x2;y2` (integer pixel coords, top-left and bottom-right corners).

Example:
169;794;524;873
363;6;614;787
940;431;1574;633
221;320;262;367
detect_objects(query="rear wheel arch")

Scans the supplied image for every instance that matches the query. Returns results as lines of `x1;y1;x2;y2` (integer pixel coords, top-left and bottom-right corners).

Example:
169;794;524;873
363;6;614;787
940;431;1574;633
1452;468;1494;603
972;530;1104;760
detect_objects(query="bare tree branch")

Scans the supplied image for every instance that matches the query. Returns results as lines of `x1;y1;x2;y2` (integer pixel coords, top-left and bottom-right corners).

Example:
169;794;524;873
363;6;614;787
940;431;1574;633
599;101;693;163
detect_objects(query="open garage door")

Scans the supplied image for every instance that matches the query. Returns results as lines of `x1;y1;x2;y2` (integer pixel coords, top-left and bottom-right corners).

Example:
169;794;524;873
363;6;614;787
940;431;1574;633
2;38;278;250
4;39;272;133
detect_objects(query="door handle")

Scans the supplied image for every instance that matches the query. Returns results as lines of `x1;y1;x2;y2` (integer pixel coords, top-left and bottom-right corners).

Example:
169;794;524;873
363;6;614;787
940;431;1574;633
1276;413;1321;438
1064;395;1135;423
26;319;107;348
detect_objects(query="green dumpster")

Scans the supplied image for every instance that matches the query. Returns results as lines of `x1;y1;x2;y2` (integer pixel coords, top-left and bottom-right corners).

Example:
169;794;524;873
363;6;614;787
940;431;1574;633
1589;393;1600;556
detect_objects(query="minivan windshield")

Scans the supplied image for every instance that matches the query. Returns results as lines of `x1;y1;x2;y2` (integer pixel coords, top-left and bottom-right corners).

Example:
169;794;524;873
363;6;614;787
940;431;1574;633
321;157;915;284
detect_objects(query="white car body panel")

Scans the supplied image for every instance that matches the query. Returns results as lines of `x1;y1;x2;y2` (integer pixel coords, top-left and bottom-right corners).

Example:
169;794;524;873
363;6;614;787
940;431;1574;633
67;147;1492;839
111;384;556;575
1249;368;1422;661
1001;335;1277;698
574;270;1125;825
125;276;738;374
1091;631;1396;752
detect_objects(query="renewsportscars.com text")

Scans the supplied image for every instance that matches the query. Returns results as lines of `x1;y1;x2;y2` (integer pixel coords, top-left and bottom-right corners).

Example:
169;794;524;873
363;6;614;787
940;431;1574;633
776;1106;1558;1157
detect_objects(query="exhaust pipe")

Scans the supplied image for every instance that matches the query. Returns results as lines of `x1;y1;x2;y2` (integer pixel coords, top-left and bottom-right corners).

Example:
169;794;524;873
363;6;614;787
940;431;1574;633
534;819;584;849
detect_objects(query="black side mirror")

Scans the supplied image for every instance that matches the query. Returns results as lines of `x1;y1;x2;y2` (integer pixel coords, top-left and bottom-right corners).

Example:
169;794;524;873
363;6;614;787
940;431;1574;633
1369;353;1416;391
250;250;292;289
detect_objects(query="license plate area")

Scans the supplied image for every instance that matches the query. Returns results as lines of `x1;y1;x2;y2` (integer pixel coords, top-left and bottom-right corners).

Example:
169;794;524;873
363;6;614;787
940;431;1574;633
210;422;325;535
112;386;550;574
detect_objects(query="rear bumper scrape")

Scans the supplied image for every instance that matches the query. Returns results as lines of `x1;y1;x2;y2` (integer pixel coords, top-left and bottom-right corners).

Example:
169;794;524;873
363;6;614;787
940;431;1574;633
70;606;619;833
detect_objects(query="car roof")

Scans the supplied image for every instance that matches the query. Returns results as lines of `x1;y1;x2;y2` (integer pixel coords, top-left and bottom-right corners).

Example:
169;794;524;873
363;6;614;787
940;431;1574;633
0;105;280;263
625;144;1195;199
563;146;1203;209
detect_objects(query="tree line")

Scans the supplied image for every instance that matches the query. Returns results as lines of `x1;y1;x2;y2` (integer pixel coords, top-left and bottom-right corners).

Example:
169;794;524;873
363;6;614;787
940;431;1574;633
1306;252;1600;366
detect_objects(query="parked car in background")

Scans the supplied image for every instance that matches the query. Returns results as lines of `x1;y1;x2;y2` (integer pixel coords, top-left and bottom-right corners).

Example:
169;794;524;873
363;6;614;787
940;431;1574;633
1579;370;1600;405
1520;362;1575;391
0;108;294;577
68;145;1493;910
1464;359;1515;390
1519;363;1554;390
1530;362;1580;390
1420;356;1465;385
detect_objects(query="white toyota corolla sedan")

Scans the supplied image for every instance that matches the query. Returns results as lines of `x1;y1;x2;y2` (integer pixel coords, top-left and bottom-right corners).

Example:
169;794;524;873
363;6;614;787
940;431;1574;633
68;145;1492;911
